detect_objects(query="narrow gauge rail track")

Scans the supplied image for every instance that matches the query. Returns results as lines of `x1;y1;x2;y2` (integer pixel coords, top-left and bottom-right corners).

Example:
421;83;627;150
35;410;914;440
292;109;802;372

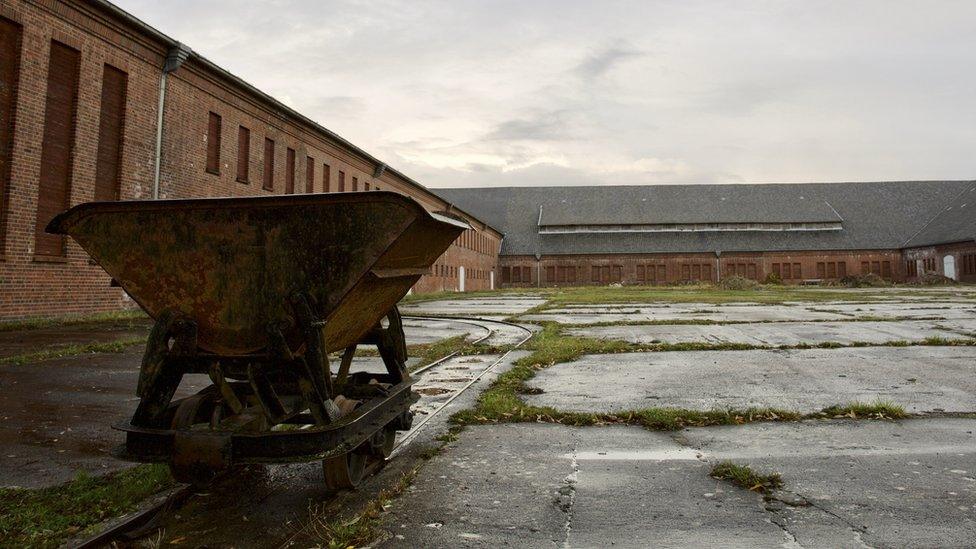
74;315;533;549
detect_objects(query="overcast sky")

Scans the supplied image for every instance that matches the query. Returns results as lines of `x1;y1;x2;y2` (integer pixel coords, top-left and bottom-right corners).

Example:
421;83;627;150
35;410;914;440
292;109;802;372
115;0;976;188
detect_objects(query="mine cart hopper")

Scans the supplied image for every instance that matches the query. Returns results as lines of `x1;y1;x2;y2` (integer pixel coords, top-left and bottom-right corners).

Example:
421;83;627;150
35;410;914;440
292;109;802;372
47;192;467;489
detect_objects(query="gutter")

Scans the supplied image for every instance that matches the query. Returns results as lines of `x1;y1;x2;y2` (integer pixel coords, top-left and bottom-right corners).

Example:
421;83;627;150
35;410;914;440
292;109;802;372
153;43;191;199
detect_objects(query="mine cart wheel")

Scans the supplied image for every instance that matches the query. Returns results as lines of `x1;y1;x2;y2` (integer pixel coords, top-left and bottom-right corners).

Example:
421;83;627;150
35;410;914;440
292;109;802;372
169;394;222;486
322;445;368;490
370;424;397;460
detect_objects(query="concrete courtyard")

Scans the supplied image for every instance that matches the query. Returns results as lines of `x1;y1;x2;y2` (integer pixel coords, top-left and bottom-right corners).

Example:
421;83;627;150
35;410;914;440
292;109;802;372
386;287;976;548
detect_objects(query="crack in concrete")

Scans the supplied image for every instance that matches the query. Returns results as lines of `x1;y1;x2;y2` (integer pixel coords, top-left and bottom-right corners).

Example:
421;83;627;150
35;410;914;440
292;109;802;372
768;489;875;549
554;440;580;548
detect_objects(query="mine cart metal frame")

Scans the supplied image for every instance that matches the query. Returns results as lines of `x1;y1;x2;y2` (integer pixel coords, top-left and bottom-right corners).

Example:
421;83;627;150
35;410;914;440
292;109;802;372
46;192;468;489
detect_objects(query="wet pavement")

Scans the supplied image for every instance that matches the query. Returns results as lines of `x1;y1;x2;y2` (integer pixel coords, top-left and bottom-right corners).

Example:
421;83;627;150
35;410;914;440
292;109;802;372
400;296;546;316
383;420;976;548
0;316;488;488
525;346;976;414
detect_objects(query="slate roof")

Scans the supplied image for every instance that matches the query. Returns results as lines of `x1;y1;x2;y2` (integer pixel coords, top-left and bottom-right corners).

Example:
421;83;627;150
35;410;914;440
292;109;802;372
904;183;976;247
434;181;975;256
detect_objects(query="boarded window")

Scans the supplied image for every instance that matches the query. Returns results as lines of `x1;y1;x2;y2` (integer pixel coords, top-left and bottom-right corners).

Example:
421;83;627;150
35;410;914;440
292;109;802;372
692;264;701;280
817;262;826;278
871;261;881;275
567;266;576;283
546;266;555;282
0;17;21;251
285;148;295;194
365;180;371;191
522;266;532;283
305;156;314;193
881;261;892;279
236;126;250;183
323;163;331;192
782;263;791;279
263;138;274;191
827;262;836;278
861;261;870;274
772;263;781;278
702;264;712;281
338;170;345;192
511;266;521;283
352;176;358;191
35;41;80;257
793;263;801;279
592;266;600;282
681;265;690;279
93;65;127;202
657;265;666;282
837;261;846;277
636;265;645;281
906;260;917;277
206;112;221;174
747;264;757;280
611;265;622;283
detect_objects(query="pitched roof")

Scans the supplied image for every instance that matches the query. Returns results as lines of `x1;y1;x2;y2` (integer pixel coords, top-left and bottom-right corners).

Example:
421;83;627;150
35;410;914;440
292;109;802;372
904;183;976;247
433;181;975;256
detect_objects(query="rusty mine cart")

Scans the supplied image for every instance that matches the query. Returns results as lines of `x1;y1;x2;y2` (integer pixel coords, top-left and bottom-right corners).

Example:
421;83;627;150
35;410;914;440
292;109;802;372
47;192;467;489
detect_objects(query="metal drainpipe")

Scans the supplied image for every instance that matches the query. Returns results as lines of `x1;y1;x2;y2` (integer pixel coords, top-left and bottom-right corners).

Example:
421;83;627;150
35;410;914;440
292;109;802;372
153;44;191;199
715;250;722;282
535;253;541;287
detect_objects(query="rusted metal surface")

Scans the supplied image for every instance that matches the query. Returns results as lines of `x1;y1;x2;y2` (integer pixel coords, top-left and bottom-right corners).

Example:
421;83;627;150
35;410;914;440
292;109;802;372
47;191;465;354
47;192;466;487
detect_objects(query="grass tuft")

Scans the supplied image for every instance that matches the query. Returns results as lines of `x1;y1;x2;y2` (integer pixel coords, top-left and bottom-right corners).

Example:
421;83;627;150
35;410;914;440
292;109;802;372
820;400;908;419
0;337;147;367
0;464;173;548
0;309;147;332
710;461;783;493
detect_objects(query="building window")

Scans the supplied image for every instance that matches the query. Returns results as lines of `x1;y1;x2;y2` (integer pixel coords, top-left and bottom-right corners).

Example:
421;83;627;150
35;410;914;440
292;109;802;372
35;41;81;257
323;163;331;192
636;265;645;282
263;138;274;191
511;266;521;283
338;170;345;192
816;262;826;278
93;64;127;202
502;266;511;283
881;261;892;279
305;156;314;193
285;148;296;194
352;176;358;191
236;126;250;183
206;112;221;174
794;263;802;279
0;17;22;252
906;260;918;277
546;266;555;282
871;261;881;275
522;266;532;283
365;180;371;191
961;253;976;276
826;262;836;278
837;261;846;278
592;266;600;282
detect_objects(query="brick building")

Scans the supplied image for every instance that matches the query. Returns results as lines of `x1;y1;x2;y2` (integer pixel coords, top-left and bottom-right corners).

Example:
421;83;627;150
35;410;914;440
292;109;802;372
0;0;501;320
438;182;976;287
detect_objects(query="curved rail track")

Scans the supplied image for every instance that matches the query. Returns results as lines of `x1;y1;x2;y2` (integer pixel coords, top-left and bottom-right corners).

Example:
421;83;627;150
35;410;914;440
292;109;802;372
74;315;533;548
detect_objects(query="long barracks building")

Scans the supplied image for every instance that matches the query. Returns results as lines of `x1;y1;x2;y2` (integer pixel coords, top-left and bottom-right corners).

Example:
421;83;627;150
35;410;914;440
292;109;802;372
0;0;501;320
438;182;976;288
1;1;974;321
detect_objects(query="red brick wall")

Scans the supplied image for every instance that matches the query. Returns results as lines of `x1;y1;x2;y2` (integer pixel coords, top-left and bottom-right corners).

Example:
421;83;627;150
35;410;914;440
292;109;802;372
498;249;907;288
903;241;976;283
0;0;501;320
412;227;499;293
0;0;164;319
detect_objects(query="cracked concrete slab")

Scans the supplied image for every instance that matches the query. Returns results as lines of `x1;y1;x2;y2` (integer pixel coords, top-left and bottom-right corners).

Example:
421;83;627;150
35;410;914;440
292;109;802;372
568;320;974;346
384;419;976;547
680;418;976;547
525;346;976;414
523;305;850;324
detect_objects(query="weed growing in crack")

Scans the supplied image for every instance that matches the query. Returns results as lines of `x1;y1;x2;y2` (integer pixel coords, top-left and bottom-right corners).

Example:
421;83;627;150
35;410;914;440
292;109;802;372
710;461;783;493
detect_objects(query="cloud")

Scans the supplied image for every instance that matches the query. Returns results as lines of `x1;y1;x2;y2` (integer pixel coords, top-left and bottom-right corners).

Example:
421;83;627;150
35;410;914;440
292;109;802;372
574;44;642;80
114;0;976;188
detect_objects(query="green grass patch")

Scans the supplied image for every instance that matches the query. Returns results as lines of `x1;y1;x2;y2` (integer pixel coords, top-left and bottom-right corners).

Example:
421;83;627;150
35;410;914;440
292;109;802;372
450;324;921;431
0;464;173;548
0;337;147;367
0;309;147;332
820;400;908;419
710;461;783;493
